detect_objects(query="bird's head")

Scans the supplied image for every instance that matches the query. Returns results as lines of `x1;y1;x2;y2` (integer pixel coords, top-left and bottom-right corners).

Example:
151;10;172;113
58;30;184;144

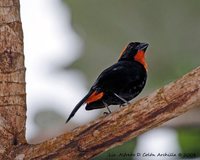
118;42;149;70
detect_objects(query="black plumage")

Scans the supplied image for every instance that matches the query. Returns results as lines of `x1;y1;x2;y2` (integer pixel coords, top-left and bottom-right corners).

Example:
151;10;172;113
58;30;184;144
66;42;149;123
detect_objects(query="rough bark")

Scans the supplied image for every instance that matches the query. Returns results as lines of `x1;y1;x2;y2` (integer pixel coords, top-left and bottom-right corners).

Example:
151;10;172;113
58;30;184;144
0;0;26;159
1;0;200;159
13;66;200;159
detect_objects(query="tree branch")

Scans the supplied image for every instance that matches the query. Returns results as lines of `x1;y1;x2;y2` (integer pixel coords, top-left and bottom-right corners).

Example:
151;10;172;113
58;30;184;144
1;0;200;159
0;0;26;159
13;66;200;159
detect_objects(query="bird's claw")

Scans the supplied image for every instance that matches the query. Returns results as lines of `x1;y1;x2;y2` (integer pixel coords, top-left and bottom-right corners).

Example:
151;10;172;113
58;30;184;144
103;112;110;116
119;104;126;108
119;102;130;108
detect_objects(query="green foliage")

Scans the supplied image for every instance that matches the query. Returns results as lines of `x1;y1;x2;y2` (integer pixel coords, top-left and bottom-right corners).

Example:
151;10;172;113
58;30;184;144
92;139;136;160
177;128;200;158
64;0;200;89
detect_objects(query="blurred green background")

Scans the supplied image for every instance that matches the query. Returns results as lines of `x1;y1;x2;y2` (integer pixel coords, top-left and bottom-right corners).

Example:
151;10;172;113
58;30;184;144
64;0;200;159
65;0;200;89
30;0;200;159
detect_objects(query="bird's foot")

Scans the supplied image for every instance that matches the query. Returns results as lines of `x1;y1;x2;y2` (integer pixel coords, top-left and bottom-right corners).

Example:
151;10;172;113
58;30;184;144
119;104;126;108
102;101;112;115
119;102;130;108
103;112;110;116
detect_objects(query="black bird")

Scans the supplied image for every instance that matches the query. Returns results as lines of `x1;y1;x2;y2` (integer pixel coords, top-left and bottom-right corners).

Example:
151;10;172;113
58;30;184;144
66;42;149;123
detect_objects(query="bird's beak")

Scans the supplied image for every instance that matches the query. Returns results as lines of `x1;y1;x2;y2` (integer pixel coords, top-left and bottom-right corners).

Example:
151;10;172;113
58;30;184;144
137;43;149;52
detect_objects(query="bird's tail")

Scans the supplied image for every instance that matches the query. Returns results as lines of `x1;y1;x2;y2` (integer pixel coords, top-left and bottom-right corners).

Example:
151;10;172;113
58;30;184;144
66;90;94;123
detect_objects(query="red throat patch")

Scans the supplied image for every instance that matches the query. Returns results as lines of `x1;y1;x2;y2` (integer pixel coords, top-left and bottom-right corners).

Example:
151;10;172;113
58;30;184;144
134;50;148;70
86;91;104;104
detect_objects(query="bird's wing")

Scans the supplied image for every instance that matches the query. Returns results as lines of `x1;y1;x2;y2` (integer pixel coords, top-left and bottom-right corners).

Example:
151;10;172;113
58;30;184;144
92;62;139;92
